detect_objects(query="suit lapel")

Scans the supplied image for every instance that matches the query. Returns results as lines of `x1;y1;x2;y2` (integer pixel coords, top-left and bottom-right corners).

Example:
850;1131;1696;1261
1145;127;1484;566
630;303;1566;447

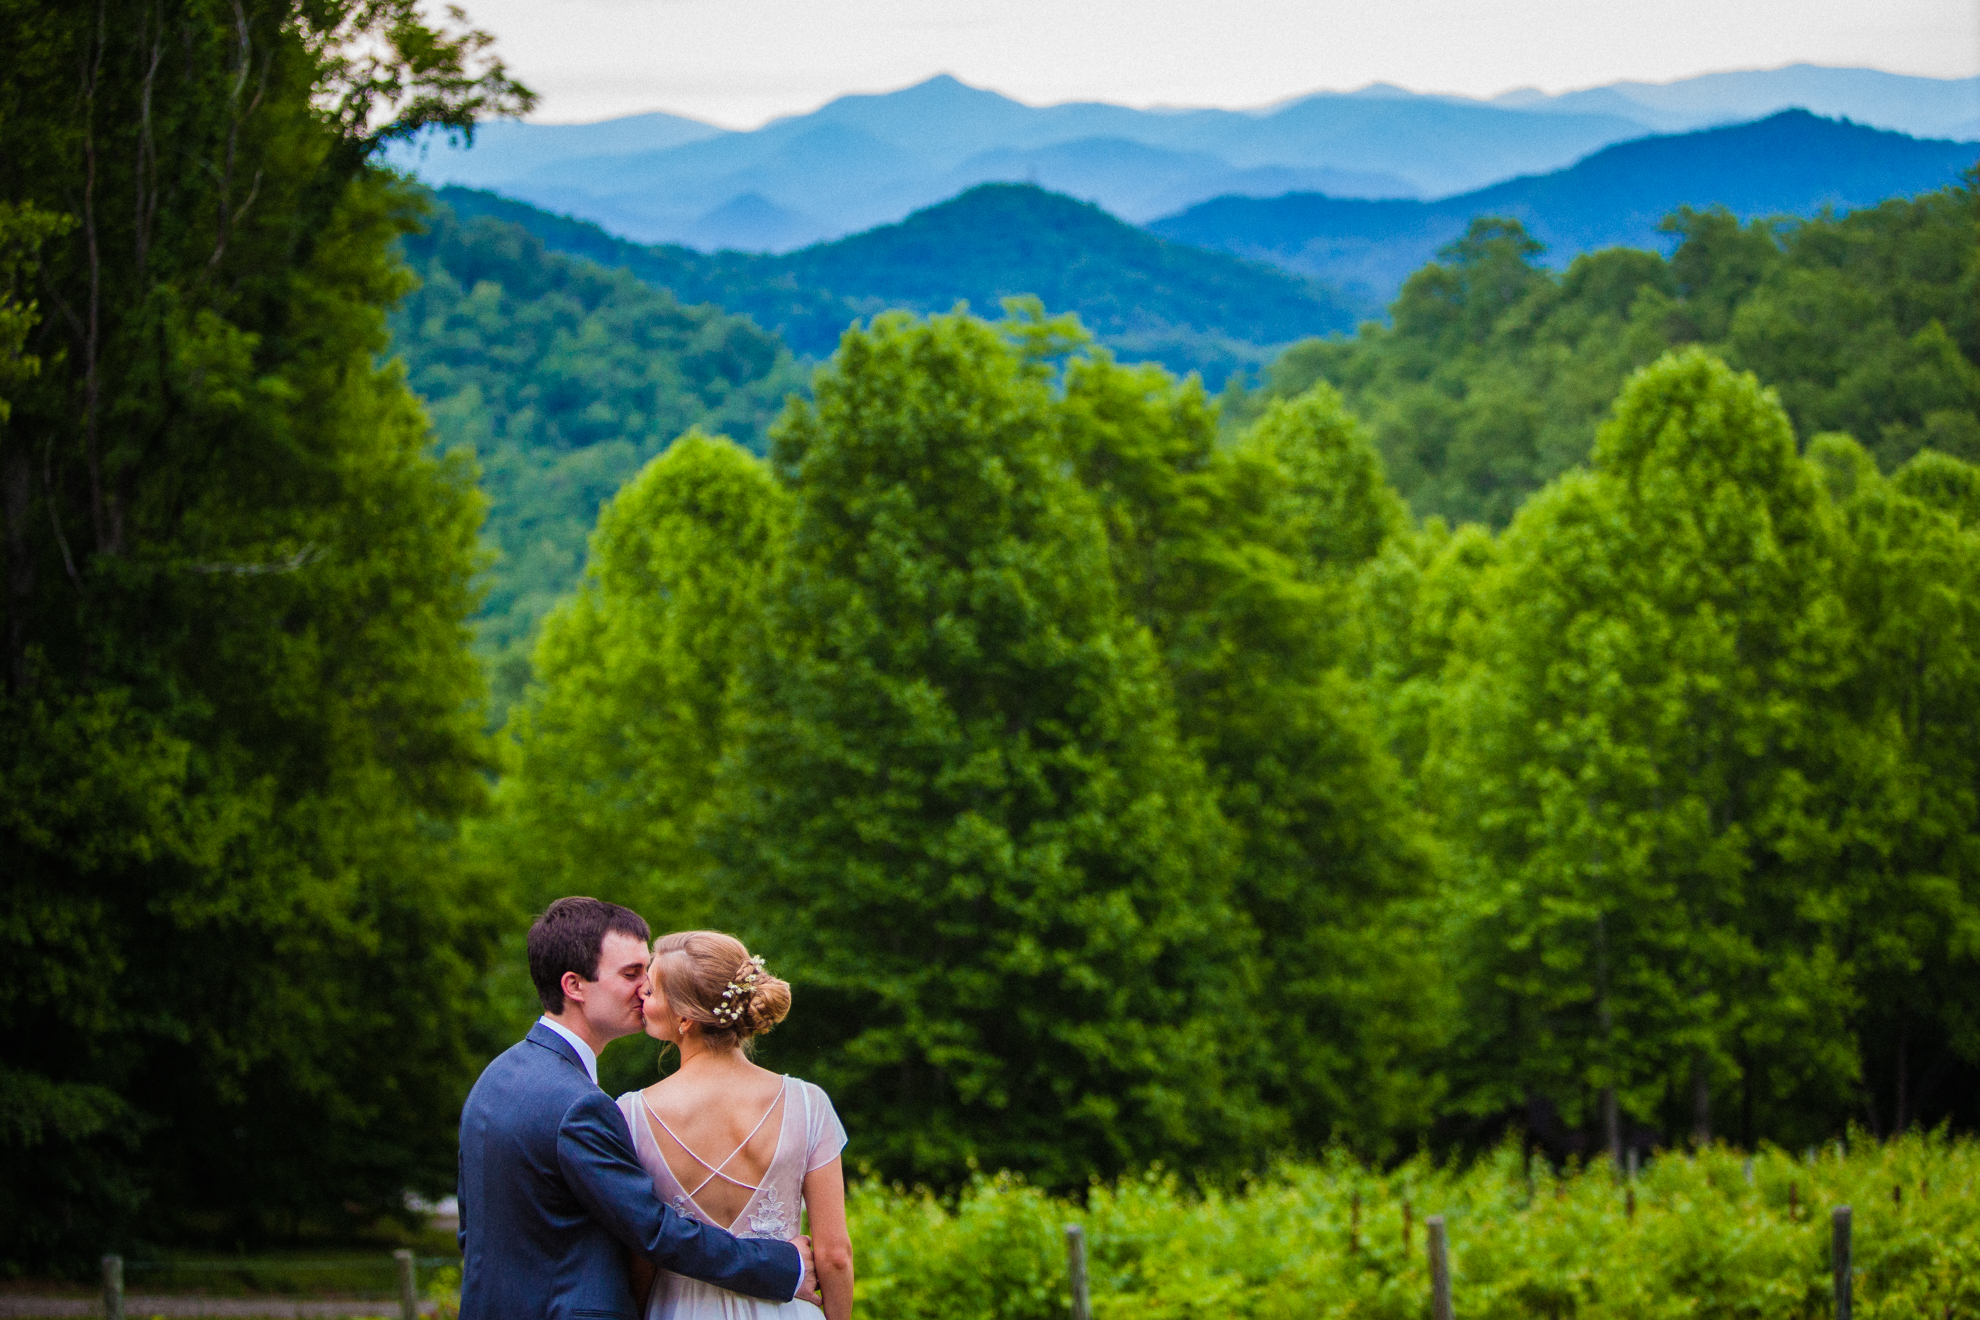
525;1021;593;1082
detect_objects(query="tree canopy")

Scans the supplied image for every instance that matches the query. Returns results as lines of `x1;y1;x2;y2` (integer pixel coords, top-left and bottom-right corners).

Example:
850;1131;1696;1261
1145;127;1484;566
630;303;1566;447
1235;180;1980;527
1;0;526;1265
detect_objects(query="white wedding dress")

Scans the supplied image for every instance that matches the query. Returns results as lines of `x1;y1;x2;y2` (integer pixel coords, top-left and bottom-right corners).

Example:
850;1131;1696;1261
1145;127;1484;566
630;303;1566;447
617;1077;846;1320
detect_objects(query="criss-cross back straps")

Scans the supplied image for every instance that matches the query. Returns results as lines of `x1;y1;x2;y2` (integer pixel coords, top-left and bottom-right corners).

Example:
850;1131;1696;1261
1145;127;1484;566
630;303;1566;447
642;1083;785;1197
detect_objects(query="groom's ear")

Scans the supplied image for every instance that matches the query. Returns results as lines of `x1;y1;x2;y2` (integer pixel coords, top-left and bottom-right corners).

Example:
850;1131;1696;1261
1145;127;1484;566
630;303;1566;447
560;969;590;1007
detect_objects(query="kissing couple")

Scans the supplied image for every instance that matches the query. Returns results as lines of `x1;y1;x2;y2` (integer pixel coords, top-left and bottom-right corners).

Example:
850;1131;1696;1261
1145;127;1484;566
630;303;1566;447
458;898;852;1320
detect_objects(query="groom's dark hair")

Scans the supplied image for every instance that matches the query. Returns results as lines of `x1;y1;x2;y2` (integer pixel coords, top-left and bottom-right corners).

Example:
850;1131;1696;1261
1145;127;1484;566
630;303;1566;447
529;897;652;1013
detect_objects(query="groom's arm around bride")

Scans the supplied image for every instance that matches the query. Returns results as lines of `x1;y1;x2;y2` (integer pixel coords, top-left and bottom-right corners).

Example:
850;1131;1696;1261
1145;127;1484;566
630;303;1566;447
457;898;817;1320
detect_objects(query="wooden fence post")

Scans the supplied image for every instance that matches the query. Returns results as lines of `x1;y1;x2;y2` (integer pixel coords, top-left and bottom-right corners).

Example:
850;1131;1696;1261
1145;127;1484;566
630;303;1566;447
1832;1206;1852;1320
1065;1225;1091;1320
394;1248;418;1320
1426;1215;1453;1320
101;1254;124;1320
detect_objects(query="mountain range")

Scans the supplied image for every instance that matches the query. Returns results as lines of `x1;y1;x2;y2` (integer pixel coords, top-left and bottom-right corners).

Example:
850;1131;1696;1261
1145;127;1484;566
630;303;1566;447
1151;111;1980;299
385;65;1980;254
432;183;1357;384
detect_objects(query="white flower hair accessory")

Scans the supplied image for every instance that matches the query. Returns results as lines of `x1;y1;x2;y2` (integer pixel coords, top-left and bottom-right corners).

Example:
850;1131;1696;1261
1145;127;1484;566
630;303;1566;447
710;953;769;1027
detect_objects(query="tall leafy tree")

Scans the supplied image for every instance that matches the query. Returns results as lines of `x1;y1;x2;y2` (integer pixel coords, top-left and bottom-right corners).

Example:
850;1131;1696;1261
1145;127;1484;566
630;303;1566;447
1060;359;1445;1151
486;432;789;931
1438;350;1854;1155
0;0;526;1263
1822;444;1980;1133
709;312;1262;1186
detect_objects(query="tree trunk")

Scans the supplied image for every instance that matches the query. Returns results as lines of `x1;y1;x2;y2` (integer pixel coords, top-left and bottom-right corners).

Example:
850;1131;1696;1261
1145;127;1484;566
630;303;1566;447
4;444;30;693
1602;1085;1621;1169
1740;1047;1756;1147
1894;1018;1909;1134
1692;1052;1711;1146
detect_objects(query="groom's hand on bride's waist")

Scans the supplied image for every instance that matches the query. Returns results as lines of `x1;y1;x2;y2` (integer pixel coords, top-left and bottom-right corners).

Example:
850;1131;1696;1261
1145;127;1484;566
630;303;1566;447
791;1234;821;1305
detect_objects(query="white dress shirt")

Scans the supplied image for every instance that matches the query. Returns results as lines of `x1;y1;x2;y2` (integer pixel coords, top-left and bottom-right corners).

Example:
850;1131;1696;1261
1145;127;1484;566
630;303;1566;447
537;1014;600;1086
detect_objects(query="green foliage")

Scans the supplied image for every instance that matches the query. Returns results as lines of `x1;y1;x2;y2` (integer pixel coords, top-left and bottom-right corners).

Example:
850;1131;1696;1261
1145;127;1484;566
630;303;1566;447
1057;357;1445;1150
489;306;1454;1180
480;431;789;931
711;310;1262;1184
388;199;807;715
1;0;523;1268
1238;181;1980;527
1432;351;1857;1145
493;291;1980;1186
845;1135;1980;1320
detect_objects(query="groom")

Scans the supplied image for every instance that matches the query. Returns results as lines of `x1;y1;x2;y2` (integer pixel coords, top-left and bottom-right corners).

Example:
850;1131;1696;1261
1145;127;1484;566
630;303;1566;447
458;897;816;1319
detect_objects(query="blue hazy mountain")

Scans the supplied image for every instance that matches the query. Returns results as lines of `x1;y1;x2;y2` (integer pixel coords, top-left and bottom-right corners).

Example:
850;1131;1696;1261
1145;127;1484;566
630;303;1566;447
388;67;1976;254
1148;111;1980;301
1493;64;1980;140
383;111;725;189
395;74;1643;248
432;183;1360;386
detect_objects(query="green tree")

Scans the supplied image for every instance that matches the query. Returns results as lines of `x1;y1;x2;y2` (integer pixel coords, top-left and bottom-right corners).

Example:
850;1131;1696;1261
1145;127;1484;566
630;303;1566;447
1059;359;1445;1151
1437;350;1854;1155
709;312;1261;1185
486;432;788;932
1;0;526;1264
1822;444;1980;1133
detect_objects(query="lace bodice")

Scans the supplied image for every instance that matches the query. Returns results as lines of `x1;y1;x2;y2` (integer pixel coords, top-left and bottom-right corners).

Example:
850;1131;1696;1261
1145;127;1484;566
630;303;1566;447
618;1076;846;1241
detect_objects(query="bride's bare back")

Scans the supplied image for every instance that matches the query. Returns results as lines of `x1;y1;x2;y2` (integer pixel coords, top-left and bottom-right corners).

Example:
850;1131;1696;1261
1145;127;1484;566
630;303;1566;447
640;1064;787;1230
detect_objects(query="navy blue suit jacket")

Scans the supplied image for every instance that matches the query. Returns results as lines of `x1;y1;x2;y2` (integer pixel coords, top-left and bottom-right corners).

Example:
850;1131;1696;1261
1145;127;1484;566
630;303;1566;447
458;1023;802;1320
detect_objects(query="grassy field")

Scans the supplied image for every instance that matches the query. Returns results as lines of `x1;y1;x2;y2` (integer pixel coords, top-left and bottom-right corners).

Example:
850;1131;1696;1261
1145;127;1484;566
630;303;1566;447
844;1132;1978;1320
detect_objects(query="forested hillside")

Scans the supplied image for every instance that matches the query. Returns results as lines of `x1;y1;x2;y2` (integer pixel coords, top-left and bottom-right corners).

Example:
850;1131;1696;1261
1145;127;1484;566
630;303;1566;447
436;183;1355;382
390;203;805;708
1151;111;1979;298
1226;179;1980;526
777;183;1358;379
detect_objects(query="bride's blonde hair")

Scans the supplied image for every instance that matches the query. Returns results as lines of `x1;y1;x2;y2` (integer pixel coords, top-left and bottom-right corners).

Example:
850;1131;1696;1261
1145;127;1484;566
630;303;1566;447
651;931;792;1054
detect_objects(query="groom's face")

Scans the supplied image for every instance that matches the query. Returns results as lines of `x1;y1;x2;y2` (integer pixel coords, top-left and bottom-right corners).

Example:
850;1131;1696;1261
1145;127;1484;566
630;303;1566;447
572;930;652;1041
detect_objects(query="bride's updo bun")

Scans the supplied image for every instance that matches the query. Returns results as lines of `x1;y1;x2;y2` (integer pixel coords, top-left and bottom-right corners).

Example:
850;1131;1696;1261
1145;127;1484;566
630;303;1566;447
652;930;791;1053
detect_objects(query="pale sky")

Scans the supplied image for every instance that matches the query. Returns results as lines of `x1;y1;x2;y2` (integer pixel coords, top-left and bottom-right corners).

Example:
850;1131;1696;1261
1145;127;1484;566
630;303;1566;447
454;0;1980;128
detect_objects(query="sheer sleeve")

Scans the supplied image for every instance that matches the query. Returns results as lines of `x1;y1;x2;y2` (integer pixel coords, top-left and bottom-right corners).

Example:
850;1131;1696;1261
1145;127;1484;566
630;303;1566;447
801;1080;848;1172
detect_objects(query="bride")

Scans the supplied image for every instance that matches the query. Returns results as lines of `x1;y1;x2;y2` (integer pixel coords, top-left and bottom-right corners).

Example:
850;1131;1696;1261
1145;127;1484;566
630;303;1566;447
618;931;853;1320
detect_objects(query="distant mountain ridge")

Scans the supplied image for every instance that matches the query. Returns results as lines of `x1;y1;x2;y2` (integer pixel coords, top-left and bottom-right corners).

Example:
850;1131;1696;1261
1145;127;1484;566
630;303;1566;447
385;65;1978;254
1148;111;1980;300
1491;64;1980;140
432;183;1358;384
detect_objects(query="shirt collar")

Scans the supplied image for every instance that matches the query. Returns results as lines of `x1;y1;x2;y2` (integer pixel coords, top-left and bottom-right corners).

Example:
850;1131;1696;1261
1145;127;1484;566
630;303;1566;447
536;1014;600;1086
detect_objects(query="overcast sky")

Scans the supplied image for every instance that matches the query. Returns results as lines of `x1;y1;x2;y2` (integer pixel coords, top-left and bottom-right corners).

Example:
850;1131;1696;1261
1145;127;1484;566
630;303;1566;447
457;0;1980;128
